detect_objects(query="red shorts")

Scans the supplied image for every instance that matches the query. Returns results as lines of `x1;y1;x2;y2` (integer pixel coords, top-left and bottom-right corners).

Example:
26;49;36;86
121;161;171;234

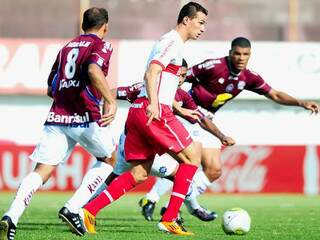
124;98;192;161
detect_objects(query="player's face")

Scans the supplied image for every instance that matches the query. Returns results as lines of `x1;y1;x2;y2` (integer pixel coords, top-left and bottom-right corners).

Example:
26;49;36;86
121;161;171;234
186;12;207;40
178;66;187;86
230;46;251;70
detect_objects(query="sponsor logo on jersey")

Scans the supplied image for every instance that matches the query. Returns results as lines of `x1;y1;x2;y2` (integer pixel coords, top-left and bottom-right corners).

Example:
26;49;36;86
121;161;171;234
59;79;80;90
238;81;246;90
226;83;234;92
47;112;90;124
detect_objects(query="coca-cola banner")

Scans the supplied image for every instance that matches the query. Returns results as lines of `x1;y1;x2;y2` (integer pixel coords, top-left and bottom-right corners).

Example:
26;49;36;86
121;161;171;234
0;145;319;194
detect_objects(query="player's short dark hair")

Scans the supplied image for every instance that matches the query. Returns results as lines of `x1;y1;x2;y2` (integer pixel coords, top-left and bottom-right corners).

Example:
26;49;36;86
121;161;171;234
177;2;208;24
182;59;188;68
231;37;251;49
82;7;109;31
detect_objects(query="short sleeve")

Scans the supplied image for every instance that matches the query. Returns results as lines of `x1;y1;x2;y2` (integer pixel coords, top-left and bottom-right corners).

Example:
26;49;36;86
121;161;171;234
245;70;272;95
187;59;215;83
149;38;178;69
87;41;113;76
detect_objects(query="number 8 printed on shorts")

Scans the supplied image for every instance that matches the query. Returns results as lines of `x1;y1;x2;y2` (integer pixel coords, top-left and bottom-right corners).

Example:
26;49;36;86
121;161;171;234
65;48;79;79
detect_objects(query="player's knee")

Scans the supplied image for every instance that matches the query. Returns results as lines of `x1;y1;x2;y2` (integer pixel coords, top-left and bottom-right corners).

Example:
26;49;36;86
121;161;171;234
182;142;201;166
205;167;222;182
131;168;148;183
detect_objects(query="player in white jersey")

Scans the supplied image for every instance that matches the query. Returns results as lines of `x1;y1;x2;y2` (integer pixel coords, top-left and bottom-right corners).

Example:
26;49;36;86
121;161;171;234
71;2;208;236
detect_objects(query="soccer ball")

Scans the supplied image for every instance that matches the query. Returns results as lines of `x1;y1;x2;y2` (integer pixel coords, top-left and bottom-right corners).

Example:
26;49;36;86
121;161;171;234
222;208;251;235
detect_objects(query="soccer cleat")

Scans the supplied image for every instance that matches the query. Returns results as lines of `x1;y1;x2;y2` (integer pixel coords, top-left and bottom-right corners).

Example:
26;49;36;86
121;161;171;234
160;207;184;225
58;207;86;236
138;198;155;221
158;220;194;236
80;208;96;234
190;206;218;222
0;216;16;240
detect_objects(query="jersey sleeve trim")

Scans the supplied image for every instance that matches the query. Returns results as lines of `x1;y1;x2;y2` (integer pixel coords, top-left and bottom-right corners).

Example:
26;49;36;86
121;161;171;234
150;60;165;70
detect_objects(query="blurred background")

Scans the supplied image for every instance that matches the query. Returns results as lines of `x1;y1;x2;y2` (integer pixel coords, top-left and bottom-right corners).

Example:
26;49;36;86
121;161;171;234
0;0;319;194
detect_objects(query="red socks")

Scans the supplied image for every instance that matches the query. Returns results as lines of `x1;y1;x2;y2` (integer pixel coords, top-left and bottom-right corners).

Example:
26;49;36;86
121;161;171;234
161;163;198;222
84;171;137;216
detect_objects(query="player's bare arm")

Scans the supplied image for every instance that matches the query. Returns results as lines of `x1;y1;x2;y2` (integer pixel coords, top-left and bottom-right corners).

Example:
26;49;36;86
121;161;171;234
173;100;201;121
144;63;162;125
88;63;117;126
199;117;235;146
266;89;319;114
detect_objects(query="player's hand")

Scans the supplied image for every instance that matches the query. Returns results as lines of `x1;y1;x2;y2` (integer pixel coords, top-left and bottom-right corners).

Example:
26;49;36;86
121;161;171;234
221;136;236;146
301;101;319;114
100;101;117;127
178;108;202;121
146;103;159;126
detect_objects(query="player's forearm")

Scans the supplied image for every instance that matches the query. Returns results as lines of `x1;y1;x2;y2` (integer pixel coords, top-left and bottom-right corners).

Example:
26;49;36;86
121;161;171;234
88;64;115;105
200;117;226;141
268;90;301;106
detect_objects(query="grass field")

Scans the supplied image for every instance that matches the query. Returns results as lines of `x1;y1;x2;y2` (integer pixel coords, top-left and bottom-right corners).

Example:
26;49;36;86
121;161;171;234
0;192;319;240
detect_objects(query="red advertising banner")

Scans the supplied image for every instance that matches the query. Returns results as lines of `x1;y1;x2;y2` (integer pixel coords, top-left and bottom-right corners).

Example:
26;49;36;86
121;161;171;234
0;145;319;193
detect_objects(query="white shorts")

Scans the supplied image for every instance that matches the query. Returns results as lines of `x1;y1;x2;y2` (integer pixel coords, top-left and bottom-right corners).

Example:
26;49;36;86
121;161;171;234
29;123;115;165
176;116;221;149
113;132;178;177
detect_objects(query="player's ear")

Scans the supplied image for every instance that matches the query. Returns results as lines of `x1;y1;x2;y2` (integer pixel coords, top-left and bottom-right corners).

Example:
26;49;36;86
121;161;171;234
182;16;189;25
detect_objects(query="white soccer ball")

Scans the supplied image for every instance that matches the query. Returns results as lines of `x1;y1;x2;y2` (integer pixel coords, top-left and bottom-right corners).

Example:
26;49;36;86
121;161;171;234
222;208;251;235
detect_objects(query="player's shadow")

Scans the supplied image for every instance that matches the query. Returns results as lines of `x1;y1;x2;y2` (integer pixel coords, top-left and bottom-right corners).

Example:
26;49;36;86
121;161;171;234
18;222;68;231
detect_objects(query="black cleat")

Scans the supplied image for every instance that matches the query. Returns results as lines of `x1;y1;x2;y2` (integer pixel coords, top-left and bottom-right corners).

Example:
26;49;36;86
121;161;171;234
160;207;184;225
58;207;86;236
0;216;16;240
138;198;155;221
191;206;218;222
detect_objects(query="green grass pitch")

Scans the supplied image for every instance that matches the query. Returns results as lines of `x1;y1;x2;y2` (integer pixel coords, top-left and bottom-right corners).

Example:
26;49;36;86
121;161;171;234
1;193;319;240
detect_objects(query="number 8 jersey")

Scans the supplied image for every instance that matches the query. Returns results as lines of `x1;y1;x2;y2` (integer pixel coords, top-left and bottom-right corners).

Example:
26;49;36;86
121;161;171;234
45;34;112;126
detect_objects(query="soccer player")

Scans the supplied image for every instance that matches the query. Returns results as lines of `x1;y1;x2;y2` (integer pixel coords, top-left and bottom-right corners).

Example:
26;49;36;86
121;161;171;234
65;2;208;236
138;36;319;223
117;60;235;222
0;7;116;240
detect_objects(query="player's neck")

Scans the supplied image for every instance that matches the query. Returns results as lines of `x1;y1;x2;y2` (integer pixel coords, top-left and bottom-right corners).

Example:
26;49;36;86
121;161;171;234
175;26;188;42
227;57;241;76
83;30;103;40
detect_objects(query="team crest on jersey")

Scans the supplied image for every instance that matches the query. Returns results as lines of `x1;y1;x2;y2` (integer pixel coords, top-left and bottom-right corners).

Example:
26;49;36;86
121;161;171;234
237;81;246;90
218;77;225;84
226;83;234;92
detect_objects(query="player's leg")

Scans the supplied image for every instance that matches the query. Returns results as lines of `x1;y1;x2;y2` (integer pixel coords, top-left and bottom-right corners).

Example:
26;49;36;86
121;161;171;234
184;147;221;221
61;123;115;214
59;123;116;235
81;159;153;233
0;125;76;240
158;141;201;236
139;153;179;221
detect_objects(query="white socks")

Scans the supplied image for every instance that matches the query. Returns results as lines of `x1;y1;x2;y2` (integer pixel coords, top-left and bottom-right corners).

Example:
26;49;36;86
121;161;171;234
185;170;211;211
146;177;173;203
4;172;43;226
65;161;113;213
